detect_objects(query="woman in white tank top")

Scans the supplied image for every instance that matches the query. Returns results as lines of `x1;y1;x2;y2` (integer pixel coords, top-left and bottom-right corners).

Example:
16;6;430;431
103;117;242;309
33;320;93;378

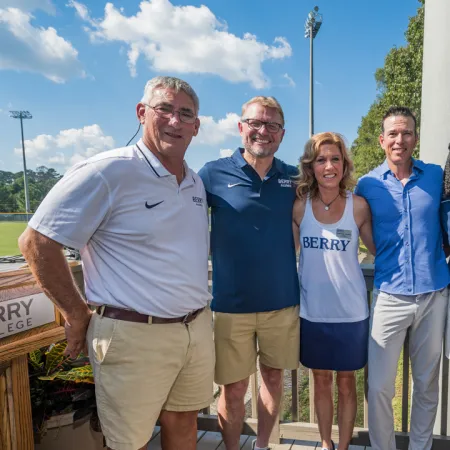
292;132;375;450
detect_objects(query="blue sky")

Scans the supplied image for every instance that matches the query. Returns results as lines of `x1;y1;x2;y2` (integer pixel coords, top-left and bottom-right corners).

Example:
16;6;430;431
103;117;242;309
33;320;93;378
0;0;420;174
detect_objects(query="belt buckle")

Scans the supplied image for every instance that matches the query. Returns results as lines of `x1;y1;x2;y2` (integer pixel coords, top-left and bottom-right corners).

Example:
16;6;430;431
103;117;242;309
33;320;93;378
182;311;193;324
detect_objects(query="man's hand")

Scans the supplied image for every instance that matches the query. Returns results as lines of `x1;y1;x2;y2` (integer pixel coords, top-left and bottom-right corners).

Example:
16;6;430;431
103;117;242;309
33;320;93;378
64;309;93;359
18;227;93;359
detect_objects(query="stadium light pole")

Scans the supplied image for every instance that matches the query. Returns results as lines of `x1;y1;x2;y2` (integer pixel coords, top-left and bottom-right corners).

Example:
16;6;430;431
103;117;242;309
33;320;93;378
305;6;323;137
9;110;33;217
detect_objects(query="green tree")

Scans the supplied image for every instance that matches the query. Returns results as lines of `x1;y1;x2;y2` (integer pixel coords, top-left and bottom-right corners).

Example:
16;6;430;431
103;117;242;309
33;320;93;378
0;184;17;212
352;0;424;179
0;167;62;212
0;170;18;212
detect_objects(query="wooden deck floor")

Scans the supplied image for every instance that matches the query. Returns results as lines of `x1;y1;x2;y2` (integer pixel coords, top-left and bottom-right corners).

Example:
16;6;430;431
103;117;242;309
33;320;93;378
147;428;370;449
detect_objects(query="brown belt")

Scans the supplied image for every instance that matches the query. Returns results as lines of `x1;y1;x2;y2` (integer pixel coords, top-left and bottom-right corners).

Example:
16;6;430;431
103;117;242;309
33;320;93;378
96;305;205;324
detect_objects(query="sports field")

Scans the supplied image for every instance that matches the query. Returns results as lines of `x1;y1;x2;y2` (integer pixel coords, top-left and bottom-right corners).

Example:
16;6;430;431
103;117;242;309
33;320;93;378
0;222;27;256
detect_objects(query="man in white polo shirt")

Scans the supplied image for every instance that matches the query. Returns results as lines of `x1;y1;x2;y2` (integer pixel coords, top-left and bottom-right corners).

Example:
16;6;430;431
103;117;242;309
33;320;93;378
18;76;213;450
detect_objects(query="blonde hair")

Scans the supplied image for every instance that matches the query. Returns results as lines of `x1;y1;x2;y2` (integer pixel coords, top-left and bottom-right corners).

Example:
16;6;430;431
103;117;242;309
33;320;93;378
241;96;285;126
295;132;355;199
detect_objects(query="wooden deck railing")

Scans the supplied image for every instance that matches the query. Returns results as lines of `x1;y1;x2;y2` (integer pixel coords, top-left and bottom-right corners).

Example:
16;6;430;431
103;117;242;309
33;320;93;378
199;264;450;449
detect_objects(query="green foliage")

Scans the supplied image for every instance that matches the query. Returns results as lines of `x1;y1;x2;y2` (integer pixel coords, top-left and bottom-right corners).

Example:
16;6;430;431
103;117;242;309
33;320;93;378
0;166;62;212
44;341;69;375
352;1;424;178
29;349;44;370
48;365;94;384
30;341;95;384
28;341;97;438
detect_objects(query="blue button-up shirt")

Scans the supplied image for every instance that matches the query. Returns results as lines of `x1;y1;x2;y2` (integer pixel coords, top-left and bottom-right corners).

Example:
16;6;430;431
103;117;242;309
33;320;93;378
198;148;300;313
440;199;450;248
356;159;449;295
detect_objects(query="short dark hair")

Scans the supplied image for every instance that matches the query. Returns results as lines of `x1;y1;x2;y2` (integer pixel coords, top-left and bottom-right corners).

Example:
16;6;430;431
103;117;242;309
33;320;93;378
381;106;417;135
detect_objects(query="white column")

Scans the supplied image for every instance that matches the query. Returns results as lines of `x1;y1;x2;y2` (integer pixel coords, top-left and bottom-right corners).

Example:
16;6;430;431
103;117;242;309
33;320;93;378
421;1;450;437
433;356;450;436
419;0;450;166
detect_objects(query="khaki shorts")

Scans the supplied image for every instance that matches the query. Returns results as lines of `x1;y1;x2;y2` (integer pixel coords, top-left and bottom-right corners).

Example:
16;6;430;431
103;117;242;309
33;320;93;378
214;305;300;385
86;307;214;450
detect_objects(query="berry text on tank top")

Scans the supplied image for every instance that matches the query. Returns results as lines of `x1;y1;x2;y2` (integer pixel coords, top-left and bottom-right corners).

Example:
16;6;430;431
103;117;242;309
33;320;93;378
302;237;350;251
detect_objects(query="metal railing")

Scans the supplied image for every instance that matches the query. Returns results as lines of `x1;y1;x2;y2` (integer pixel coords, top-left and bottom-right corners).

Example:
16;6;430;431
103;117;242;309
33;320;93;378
199;264;450;449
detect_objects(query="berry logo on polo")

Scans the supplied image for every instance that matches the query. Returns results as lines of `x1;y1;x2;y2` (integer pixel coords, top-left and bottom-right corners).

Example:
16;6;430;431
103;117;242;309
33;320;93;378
278;178;292;187
192;196;204;206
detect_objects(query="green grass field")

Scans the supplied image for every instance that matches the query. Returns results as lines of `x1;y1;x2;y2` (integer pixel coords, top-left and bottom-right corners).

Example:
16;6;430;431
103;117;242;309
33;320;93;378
282;362;408;430
0;222;27;256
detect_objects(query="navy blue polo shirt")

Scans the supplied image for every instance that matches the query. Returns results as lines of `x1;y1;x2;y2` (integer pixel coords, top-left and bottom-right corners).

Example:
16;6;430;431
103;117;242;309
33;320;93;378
198;148;300;313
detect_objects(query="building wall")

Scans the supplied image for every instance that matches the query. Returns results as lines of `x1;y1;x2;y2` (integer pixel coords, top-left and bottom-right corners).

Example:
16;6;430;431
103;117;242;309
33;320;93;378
421;1;450;436
420;0;450;167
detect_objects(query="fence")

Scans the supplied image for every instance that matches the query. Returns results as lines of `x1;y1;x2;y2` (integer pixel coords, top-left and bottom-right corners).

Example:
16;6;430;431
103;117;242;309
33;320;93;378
198;264;450;449
0;213;32;222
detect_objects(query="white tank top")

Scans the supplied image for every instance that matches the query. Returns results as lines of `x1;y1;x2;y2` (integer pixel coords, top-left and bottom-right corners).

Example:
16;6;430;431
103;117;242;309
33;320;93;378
298;192;368;323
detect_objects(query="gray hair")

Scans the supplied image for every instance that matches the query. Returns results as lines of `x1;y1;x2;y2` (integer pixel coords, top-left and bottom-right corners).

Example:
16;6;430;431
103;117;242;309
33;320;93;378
141;76;200;113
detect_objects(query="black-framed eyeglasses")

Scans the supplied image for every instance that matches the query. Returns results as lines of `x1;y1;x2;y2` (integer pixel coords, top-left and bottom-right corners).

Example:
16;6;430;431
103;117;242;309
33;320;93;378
143;103;197;124
242;118;284;133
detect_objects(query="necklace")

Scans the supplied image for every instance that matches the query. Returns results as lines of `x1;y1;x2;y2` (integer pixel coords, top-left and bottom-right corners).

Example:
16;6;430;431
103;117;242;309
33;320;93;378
318;192;340;211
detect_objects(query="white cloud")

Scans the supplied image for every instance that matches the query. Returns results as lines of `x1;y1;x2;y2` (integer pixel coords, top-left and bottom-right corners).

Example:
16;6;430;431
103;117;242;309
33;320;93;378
66;0;90;22
0;0;55;14
14;124;115;167
0;7;85;82
196;113;240;146
283;73;296;87
69;0;292;88
48;152;66;165
219;149;234;158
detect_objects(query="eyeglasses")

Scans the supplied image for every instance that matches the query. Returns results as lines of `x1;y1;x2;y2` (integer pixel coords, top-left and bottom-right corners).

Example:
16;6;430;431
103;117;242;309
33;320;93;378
143;103;197;124
242;118;284;133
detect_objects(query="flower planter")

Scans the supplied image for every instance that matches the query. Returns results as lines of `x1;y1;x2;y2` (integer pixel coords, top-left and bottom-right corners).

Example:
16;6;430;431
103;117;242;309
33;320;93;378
35;413;104;450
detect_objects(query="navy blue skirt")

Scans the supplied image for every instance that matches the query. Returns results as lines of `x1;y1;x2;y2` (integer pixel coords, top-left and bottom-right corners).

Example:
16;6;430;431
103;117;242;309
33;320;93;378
300;317;369;371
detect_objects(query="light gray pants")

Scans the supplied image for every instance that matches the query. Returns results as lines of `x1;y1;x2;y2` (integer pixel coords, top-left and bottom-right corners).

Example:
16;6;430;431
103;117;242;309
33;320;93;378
368;287;449;450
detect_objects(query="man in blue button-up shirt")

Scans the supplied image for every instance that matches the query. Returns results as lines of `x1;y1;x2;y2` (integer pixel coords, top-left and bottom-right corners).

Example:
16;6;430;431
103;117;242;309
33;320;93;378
356;106;450;450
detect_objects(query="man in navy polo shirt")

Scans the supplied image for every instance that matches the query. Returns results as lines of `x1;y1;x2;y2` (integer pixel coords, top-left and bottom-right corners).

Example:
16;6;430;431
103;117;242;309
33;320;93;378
356;106;450;450
199;96;299;450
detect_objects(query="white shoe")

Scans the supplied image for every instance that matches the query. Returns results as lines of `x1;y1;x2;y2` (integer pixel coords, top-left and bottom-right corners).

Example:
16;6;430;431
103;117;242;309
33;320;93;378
251;439;271;450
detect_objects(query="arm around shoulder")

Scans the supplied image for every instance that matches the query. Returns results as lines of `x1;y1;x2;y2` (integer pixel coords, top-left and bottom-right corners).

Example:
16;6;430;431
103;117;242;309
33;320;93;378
197;164;211;191
354;175;369;198
353;194;376;256
197;164;213;206
292;197;306;254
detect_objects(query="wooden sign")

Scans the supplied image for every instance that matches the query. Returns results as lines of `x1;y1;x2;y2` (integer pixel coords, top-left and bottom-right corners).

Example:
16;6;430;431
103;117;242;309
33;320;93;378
0;267;67;364
0;262;83;450
0;292;56;339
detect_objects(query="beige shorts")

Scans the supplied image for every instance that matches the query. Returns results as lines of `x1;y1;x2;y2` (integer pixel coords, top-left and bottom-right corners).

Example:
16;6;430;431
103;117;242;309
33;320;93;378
214;305;300;385
86;307;214;450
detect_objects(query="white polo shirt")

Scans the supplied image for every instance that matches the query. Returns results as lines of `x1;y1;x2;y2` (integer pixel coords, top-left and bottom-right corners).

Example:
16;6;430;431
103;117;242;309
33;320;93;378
29;139;211;317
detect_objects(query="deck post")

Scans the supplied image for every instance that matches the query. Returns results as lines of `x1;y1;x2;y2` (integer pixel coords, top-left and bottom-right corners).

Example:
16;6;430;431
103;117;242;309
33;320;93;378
250;373;258;419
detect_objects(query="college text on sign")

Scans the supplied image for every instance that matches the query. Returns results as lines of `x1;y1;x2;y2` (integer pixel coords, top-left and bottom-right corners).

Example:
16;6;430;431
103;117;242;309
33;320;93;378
0;292;55;339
